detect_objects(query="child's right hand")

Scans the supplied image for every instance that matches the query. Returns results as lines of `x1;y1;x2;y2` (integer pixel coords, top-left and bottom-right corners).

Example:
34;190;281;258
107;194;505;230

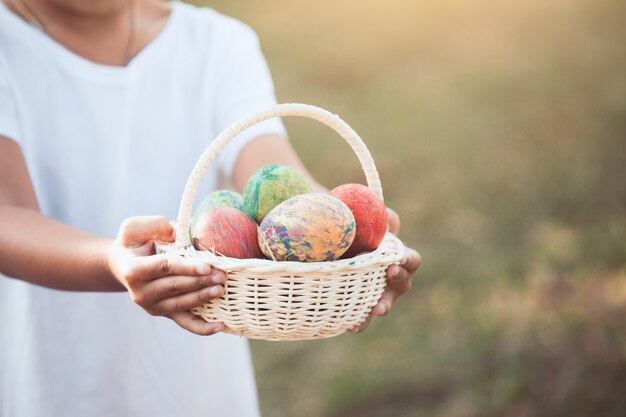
107;216;226;336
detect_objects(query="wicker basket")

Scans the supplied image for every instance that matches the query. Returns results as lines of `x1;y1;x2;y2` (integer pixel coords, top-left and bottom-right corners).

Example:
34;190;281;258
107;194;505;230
156;103;405;341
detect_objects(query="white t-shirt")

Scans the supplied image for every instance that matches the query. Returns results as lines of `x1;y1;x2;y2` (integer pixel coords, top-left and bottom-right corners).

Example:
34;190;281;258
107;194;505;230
0;1;286;416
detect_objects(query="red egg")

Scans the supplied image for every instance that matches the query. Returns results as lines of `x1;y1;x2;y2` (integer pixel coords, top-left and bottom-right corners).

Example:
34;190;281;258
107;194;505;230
330;183;388;258
192;207;262;259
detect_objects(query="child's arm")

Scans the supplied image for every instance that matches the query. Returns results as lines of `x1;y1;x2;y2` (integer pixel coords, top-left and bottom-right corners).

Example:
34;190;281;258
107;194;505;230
232;134;327;193
0;137;225;335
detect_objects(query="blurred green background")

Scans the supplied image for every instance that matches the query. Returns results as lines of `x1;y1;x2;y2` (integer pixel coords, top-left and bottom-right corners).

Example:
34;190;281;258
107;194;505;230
200;0;626;416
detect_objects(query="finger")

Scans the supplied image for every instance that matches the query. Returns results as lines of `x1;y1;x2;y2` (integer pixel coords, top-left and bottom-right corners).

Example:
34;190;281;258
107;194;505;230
153;285;224;315
118;216;175;248
400;247;422;274
386;264;413;296
371;291;396;317
369;267;409;320
386;207;400;235
386;264;401;279
133;254;215;281
140;271;227;304
168;312;226;336
348;316;372;334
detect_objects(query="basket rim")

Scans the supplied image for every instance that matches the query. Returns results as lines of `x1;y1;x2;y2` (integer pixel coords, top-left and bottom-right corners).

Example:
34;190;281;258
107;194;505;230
156;232;405;274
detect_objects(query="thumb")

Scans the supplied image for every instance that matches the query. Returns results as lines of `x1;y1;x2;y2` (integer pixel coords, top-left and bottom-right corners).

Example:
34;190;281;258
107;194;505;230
117;216;175;248
386;207;401;235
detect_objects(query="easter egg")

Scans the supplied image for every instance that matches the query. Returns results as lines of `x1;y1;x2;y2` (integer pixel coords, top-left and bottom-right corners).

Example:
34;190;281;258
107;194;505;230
243;164;313;223
330;183;388;258
259;193;355;262
193;207;262;259
190;190;244;236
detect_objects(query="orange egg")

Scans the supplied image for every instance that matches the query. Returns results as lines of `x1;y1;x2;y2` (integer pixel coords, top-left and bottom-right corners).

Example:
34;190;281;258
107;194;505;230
258;193;355;262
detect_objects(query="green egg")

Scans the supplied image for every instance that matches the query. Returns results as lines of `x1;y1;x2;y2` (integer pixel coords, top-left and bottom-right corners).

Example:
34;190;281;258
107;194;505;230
242;164;313;223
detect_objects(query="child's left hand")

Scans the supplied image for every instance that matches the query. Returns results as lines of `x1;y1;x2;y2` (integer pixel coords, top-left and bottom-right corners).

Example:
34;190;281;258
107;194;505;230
348;208;422;334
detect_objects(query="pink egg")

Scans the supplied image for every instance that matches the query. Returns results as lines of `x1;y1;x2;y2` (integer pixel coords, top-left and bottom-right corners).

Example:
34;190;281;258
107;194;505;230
193;207;262;259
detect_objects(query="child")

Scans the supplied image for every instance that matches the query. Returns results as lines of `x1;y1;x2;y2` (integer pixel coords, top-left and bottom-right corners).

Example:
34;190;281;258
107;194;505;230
0;0;420;415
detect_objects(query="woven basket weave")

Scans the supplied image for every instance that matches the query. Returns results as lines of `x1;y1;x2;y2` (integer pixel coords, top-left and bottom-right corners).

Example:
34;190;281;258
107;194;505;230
157;103;405;341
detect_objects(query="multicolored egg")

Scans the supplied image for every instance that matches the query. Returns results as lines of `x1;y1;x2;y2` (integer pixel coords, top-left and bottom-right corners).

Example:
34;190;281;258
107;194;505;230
243;164;313;223
259;193;355;262
330;183;388;258
190;189;244;236
193;207;262;259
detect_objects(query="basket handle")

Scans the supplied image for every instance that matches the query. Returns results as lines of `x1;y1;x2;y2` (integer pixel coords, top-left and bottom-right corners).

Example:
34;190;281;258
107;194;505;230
175;103;384;248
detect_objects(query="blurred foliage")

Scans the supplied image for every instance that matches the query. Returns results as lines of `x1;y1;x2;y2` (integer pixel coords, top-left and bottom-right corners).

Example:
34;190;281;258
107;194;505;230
198;0;626;415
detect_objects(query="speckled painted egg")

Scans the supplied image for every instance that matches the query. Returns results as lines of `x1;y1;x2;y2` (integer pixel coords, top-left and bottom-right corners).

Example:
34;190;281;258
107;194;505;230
190;190;244;236
193;207;262;259
330;183;388;258
243;164;313;223
258;193;356;262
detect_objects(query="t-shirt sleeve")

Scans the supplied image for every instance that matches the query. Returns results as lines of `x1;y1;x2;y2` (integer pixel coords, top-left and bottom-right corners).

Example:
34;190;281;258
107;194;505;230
212;23;287;180
0;56;20;145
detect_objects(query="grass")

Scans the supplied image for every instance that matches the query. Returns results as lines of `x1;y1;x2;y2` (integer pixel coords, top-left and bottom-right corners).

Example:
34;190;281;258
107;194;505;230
198;0;626;415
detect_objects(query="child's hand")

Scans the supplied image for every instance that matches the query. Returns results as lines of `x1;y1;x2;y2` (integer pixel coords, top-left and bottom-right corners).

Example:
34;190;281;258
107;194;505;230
348;208;421;334
107;216;226;336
